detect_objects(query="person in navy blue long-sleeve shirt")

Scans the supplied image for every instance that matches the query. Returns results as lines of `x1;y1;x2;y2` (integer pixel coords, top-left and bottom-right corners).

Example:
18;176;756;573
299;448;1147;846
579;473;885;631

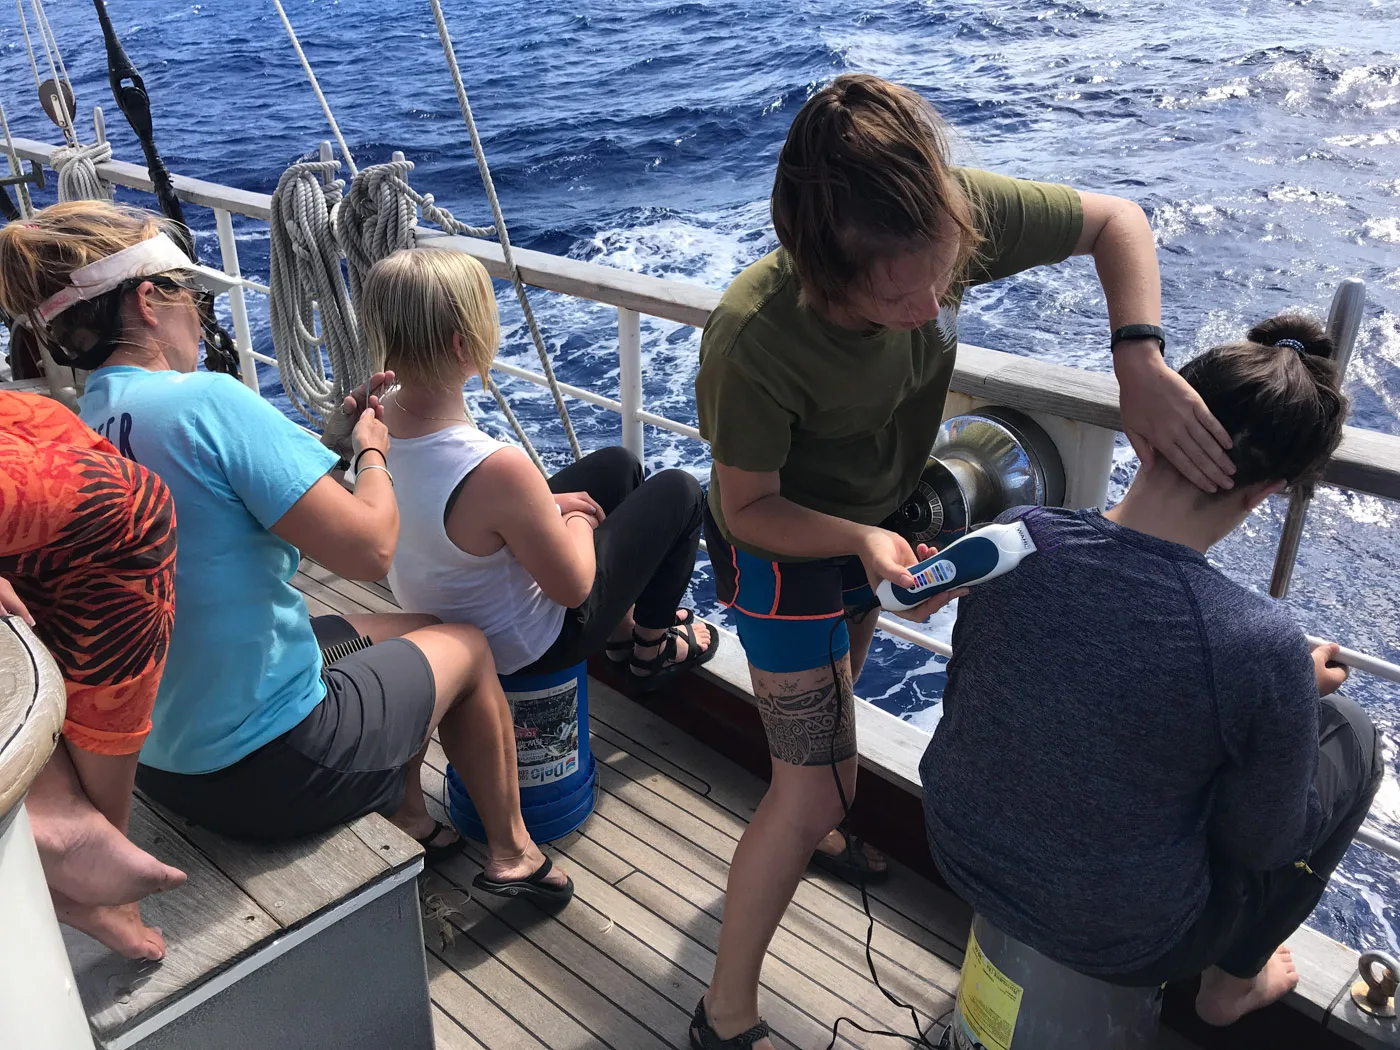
923;312;1383;1027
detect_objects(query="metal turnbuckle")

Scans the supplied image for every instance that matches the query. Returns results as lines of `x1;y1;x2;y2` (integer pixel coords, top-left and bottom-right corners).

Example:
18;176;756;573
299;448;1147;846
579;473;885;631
1351;951;1399;1018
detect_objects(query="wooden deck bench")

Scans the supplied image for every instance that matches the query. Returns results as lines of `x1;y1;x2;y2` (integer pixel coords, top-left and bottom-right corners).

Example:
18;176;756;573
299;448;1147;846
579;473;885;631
63;802;430;1050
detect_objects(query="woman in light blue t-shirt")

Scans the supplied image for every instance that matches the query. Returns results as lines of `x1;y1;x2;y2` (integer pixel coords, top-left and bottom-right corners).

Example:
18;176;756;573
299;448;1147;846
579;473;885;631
1;200;571;905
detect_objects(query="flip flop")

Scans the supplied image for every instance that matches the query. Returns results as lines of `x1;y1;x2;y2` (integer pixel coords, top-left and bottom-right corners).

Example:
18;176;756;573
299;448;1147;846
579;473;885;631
414;821;467;867
629;616;720;694
472;856;575;907
810;831;889;885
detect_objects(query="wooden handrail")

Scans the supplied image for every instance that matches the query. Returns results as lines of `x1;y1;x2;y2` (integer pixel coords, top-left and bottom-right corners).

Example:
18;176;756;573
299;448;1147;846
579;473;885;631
10;135;1400;501
0;618;66;819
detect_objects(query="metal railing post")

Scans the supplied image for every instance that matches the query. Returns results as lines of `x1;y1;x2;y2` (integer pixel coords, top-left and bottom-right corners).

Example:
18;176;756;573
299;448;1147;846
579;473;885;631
618;306;644;459
214;208;260;392
1268;277;1366;598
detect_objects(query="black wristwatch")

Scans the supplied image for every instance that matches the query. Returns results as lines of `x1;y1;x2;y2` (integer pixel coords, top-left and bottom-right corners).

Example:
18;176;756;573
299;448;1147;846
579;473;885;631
1111;324;1166;354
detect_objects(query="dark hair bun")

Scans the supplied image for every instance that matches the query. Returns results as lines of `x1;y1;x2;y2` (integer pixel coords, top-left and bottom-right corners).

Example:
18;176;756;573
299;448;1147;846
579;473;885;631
1247;313;1334;360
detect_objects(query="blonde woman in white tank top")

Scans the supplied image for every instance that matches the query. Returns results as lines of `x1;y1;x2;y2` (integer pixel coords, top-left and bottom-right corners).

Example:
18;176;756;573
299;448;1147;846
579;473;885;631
362;249;720;699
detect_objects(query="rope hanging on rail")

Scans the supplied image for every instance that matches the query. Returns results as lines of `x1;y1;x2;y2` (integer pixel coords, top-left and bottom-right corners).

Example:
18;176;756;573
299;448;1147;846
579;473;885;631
51;140;113;202
267;0;561;470
427;0;582;463
268;160;367;426
331;157;546;470
334;157;493;303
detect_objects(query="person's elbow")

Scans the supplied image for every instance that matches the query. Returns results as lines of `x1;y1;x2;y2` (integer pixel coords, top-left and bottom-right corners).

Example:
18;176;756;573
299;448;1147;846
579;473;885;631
333;520;398;581
361;538;397;581
553;571;594;610
1215;810;1320;873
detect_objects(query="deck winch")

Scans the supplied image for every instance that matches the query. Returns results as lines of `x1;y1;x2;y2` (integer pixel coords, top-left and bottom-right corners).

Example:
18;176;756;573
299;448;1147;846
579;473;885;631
882;407;1066;550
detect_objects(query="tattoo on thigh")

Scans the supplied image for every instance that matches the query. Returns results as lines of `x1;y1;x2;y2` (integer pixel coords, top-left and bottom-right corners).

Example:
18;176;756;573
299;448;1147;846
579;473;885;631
756;668;857;767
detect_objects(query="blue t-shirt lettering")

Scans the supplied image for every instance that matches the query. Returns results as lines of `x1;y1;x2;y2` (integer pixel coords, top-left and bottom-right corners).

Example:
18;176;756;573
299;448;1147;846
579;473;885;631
80;367;339;774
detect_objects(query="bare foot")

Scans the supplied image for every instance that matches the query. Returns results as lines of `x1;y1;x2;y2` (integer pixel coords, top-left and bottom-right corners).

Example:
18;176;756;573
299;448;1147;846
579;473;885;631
30;803;186;907
52;893;167;961
1195;946;1299;1026
483;841;570;889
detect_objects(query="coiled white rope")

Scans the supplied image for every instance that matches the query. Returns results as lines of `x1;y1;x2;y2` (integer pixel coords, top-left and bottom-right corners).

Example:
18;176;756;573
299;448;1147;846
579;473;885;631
268;160;367;426
334;158;493;302
51;141;113;202
268;2;562;468
427;0;583;463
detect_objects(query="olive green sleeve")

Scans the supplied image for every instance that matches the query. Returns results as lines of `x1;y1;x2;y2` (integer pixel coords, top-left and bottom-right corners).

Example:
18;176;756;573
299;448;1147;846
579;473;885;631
695;334;794;474
960;168;1084;287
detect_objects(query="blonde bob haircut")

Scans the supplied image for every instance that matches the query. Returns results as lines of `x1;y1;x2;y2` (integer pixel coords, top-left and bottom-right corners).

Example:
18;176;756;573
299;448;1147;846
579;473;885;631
360;248;500;389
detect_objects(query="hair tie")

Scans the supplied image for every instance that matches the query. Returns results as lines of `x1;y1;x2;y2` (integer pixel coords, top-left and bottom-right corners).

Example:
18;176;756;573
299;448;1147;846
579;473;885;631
1273;338;1306;355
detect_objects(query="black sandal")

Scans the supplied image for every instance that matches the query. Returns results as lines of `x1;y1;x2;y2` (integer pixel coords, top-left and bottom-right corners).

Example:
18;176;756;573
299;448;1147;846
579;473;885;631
604;610;695;665
472;856;575;907
690;998;771;1049
629;617;720;694
414;821;466;867
810;831;889;885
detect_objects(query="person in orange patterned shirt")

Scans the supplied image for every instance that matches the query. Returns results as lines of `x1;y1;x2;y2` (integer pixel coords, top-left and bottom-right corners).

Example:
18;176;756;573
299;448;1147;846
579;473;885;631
0;390;185;961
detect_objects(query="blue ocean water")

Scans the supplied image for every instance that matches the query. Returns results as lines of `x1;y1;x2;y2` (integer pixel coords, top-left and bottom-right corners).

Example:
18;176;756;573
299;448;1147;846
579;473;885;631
3;0;1399;953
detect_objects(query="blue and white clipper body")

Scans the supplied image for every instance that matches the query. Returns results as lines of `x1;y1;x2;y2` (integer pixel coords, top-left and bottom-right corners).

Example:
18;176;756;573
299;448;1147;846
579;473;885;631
877;519;1037;613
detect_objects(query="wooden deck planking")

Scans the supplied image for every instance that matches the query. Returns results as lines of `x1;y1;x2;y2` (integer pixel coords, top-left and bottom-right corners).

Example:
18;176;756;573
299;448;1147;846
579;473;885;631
65;800;283;1039
420;751;857;1050
432;851;695;1041
433;1003;491;1050
144;799;392;927
428;952;551;1050
291;570;965;1049
587;686;971;956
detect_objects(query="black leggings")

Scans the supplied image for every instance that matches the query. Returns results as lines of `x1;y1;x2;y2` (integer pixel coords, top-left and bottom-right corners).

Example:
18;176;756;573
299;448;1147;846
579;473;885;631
516;446;705;676
1106;693;1384;984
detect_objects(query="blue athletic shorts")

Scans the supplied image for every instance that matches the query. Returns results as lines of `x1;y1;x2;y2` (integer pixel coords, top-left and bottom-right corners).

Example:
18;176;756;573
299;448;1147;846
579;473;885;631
703;502;875;673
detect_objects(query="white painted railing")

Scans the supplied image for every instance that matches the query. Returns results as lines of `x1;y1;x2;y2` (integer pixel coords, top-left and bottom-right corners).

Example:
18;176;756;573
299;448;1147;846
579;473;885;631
8;134;1400;861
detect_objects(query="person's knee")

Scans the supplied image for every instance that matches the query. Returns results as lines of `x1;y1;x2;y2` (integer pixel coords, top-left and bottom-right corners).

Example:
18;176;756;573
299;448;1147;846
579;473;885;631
408;622;497;701
768;763;856;838
596;444;643;485
1320;694;1384;813
648;468;705;525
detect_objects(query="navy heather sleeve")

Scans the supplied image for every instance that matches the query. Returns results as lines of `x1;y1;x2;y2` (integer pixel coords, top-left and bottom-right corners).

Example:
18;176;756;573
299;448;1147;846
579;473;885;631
1205;599;1323;871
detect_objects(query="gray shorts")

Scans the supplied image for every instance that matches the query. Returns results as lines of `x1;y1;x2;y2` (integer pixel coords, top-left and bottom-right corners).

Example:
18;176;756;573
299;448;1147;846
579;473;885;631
136;616;437;841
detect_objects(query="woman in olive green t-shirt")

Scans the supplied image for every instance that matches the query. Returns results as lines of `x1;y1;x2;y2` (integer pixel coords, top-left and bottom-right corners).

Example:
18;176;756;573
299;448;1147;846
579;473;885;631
688;74;1236;1050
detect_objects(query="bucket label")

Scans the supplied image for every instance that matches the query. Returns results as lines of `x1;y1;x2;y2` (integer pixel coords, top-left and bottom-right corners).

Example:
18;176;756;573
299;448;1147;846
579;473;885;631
954;927;1023;1050
507;681;580;788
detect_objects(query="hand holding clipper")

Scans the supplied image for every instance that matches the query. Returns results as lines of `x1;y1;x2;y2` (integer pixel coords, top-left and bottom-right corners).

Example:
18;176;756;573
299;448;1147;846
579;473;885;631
877;520;1038;613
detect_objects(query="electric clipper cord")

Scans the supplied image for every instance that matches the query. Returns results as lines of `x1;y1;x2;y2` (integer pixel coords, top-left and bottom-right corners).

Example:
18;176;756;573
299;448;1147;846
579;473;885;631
822;600;944;1049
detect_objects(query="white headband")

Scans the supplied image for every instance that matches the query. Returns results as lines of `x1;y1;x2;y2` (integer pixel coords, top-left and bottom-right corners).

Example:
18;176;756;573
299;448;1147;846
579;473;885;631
35;232;233;324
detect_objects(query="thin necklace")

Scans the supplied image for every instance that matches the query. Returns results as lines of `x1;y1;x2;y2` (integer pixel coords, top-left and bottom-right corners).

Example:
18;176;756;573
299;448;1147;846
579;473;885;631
392;392;469;425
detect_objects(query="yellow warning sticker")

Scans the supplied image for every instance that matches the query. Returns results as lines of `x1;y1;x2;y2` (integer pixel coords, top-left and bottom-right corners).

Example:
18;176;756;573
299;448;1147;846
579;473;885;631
956;927;1024;1050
